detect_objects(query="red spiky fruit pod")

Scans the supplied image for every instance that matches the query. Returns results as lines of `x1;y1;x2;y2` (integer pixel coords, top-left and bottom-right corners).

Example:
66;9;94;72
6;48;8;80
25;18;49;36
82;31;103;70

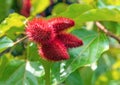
38;39;69;61
48;17;75;33
26;18;55;44
26;17;83;62
21;0;31;17
57;33;83;48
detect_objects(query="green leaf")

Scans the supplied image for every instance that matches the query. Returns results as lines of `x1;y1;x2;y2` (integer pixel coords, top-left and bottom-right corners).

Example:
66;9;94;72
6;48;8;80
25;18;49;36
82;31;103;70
52;3;68;16
59;4;93;18
92;53;115;85
80;67;94;85
0;56;44;85
0;0;13;22
51;62;61;84
31;0;50;16
0;13;26;37
65;70;83;85
102;0;120;6
0;37;13;52
101;22;118;34
75;8;120;26
81;0;96;5
26;42;40;61
0;59;25;84
58;4;120;27
116;23;120;35
59;29;109;83
0;55;11;77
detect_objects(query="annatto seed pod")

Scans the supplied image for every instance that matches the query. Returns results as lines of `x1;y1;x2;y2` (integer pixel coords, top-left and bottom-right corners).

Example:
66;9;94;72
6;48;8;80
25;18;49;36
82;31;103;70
26;17;83;62
26;18;55;44
21;0;31;17
48;17;75;33
38;39;69;61
57;33;83;48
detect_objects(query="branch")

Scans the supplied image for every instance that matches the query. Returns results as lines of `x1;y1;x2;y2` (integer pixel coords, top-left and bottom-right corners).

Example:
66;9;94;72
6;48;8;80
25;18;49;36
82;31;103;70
95;21;120;44
13;36;27;45
0;36;27;56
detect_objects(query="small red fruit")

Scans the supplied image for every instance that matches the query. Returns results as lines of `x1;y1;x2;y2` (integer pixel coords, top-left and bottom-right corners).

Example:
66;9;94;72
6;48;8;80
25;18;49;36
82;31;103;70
26;18;55;44
38;39;69;61
48;17;75;33
57;33;83;48
21;0;31;17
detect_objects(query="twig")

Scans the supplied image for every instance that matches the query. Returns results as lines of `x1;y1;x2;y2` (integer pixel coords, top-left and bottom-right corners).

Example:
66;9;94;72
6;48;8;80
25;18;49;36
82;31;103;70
95;21;120;44
0;36;27;57
13;36;27;45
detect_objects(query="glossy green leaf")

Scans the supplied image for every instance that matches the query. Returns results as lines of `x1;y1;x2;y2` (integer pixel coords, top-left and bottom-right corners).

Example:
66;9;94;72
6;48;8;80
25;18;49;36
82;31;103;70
58;29;109;83
80;67;94;85
75;8;120;25
0;59;25;84
0;37;13;52
81;0;97;6
98;5;120;10
0;56;44;85
58;4;120;27
0;13;26;37
31;0;50;16
59;4;93;18
65;70;83;85
52;3;68;16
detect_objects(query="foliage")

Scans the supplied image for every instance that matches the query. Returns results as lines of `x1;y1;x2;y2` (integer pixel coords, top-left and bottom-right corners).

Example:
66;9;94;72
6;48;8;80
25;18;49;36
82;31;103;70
0;0;120;85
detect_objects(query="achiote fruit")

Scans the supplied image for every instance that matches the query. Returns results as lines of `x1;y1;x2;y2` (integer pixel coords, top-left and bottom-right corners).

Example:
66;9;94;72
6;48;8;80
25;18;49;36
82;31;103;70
26;17;83;61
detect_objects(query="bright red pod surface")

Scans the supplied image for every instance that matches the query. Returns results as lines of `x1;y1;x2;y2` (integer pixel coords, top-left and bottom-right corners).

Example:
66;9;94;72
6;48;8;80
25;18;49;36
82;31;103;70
57;33;83;48
21;0;31;17
48;17;75;33
39;39;69;61
26;17;83;61
26;18;55;44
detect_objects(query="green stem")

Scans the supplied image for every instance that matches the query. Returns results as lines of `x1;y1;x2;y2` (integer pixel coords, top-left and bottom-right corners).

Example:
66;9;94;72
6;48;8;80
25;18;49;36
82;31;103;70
42;60;52;85
45;64;51;85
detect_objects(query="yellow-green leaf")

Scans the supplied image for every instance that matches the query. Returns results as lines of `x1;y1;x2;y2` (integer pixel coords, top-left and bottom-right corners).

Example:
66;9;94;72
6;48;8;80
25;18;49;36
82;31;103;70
31;0;50;16
0;13;26;37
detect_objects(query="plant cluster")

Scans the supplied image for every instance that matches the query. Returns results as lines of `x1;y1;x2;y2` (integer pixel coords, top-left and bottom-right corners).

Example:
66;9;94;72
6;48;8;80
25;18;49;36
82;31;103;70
0;0;120;85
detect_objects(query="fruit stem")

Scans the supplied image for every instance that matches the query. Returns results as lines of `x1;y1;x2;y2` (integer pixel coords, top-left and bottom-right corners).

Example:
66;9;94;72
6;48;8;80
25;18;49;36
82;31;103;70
42;60;52;85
